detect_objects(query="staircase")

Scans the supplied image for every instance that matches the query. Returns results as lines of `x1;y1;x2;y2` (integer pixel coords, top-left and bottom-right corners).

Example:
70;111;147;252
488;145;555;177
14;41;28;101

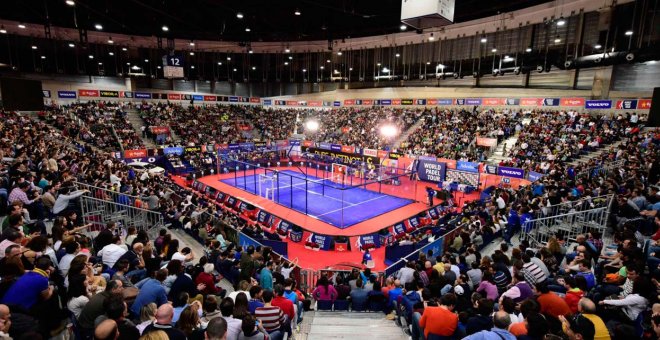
124;108;156;148
305;311;407;340
392;118;426;150
567;138;626;166
486;135;518;164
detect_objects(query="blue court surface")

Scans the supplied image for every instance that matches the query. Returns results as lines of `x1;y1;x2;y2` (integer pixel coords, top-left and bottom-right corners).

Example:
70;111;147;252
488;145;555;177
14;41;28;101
221;170;413;228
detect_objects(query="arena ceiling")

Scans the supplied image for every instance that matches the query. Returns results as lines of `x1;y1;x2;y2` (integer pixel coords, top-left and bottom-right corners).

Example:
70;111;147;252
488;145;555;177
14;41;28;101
2;0;555;42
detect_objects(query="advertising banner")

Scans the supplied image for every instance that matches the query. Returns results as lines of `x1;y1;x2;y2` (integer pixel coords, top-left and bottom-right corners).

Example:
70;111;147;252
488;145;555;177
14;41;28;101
497;166;525;179
100;90;119;98
520;98;541;106
456;161;479;173
308;100;323;106
302;146;379;165
377;150;389;159
79;89;99;97
542;98;560;106
585;100;612;109
168;93;182;100
330;144;342;152
638;99;652;109
184;146;201;153
262;99;272;105
192;95;203;101
163;147;184;156
465;98;482;105
416;160;447;182
333;101;341;107
249;97;261;103
400;99;414;105
560;98;585;106
42;90;51;98
482;98;505;106
150;126;170;134
358;234;381;249
527;171;544;182
415;99;427;105
288;140;301;146
615;100;638;110
437;99;453;105
418;155;438;161
229;96;239;102
506;98;520;105
380;99;392;105
308;234;332;251
302;140;314;147
344;99;355;105
124;149;148;159
318;142;332;150
476;137;498;147
485;164;498;175
363;148;378;157
135;92;151;99
286;101;299;106
58;91;77;99
341;145;355;153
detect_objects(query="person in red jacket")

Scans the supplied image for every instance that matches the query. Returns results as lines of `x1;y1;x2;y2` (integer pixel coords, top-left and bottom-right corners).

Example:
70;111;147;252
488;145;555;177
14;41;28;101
195;263;223;296
271;284;295;321
562;276;585;314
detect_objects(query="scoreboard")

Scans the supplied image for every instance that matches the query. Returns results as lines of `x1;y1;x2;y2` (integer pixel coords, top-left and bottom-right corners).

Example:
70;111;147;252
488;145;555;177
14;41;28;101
162;53;184;79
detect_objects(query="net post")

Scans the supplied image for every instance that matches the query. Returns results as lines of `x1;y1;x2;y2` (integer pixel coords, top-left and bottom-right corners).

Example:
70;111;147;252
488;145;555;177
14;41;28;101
305;177;308;214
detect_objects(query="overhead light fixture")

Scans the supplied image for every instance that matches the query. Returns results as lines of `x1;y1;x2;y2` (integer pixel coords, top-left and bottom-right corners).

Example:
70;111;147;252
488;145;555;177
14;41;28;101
189;52;195;56
65;0;75;6
157;66;161;69
554;38;561;43
126;62;130;65
481;37;487;43
227;57;231;60
252;66;256;70
40;55;46;59
382;67;390;73
233;68;237;71
625;30;633;36
284;62;289;65
377;62;381;66
131;65;140;70
0;26;6;34
191;65;195;69
31;45;37;50
426;61;431;65
594;44;602;49
68;43;75;47
98;62;103;65
337;51;342;56
302;69;307;72
333;69;339;74
326;59;330;63
144;59;149;62
122;47;127;51
245;27;251;32
285;48;290;53
108;52;114;56
491;48;497;53
400;24;407;31
107;37;114;44
217;62;222;65
525;47;532;52
395;53;400;57
349;67;353;71
556;17;566;26
94;24;103;30
320;66;324;69
288;56;293;60
294;9;301;16
18;24;26;29
189;40;195;46
236;12;244;19
429;34;435;41
248;49;253;54
88;55;94;59
161;25;169;32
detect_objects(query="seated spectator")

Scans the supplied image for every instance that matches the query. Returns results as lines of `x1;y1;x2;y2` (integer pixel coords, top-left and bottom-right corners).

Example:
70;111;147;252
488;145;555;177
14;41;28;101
131;269;169;317
559;314;596;340
534;282;572;320
201;296;222;325
206;317;228;340
563;276;586;314
577;298;611;340
196;263;223;296
254;290;286;340
247;286;265;315
312;276;338;302
175;304;205;339
168;260;204;301
136;303;157;335
218;297;242;340
1;256;54;310
466;298;494;336
143;304;187;340
419;293;459;338
238;314;273;340
334;276;351;300
271;284;295;325
94;319;119;340
100;294;140;340
78;279;124;331
349;278;369;310
98;236;127;268
464;310;516;340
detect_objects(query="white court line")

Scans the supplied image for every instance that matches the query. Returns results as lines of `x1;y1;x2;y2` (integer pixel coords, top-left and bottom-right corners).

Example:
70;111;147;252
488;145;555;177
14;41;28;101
235;177;353;206
314;194;389;217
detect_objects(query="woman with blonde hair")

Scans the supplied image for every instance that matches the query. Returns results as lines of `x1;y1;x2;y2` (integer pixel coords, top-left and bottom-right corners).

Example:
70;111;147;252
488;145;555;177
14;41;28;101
139;330;169;340
175;305;204;338
136;303;157;335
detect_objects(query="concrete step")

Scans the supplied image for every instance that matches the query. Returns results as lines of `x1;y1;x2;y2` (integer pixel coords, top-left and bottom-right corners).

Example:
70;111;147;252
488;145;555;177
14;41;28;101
307;311;407;340
124;110;157;148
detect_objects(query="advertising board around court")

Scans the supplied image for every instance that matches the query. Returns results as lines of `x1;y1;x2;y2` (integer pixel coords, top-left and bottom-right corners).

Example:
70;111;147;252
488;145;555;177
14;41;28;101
302;146;379;165
416;160;447;183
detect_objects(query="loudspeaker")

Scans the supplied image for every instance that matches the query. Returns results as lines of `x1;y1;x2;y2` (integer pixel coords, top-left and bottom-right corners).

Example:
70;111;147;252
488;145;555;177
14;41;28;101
649;87;660;127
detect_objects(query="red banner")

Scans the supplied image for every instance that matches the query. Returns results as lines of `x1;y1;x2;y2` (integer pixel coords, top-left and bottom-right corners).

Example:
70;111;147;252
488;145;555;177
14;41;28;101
344;99;355;105
391;99;402;105
341;127;350;134
363;148;378;157
638;99;652;109
341;145;355;153
482;98;506;106
217;143;229;150
286;101;298;106
520;98;541;106
377;150;389;159
124;149;147;159
560;98;585;106
168;93;182;100
302;140;314;147
427;99;438;105
150;126;170;134
308;101;323;107
476;137;498;147
204;95;216;101
249;97;260;103
79;89;99;97
239;125;252;131
437;158;457;169
362;99;374;105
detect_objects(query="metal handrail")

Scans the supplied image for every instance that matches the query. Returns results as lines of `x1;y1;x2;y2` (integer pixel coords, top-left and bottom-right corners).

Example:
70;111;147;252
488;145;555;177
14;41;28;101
526;204;610;246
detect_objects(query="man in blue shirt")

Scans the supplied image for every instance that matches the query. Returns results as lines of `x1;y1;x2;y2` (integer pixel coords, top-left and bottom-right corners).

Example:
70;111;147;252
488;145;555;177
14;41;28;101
464;310;516;340
2;256;54;310
131;269;169;317
504;208;520;245
387;279;403;312
248;286;264;314
259;261;274;291
349;279;369;311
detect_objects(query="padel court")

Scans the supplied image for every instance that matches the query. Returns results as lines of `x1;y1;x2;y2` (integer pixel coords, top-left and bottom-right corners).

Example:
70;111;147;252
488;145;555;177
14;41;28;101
221;169;413;228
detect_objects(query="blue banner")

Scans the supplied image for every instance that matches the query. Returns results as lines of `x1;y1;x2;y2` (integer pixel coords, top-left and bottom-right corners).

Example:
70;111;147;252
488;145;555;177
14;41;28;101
123;91;133;98
416;160;447;182
585;100;612;109
497;166;525;179
542;98;560;106
163;147;184;156
239;142;255;151
506;98;520;105
263;99;272;105
358;234;381;249
393;222;406;235
58;91;77;98
527;171;544;182
380;99;392;105
616;100;637;110
415;99;427;105
428;207;439;219
407;216;421;230
309;234;332;250
42;90;51;98
333;101;341;107
485;164;498;175
229;96;239;102
193;95;204;101
455;99;465;105
318;142;332;150
418;155;438;161
437;99;453;105
456;161;479;173
289;229;303;242
288;139;301;146
465;98;482;105
330;144;342;152
257;210;271;224
229;143;240;150
260;239;288;258
239;233;262;249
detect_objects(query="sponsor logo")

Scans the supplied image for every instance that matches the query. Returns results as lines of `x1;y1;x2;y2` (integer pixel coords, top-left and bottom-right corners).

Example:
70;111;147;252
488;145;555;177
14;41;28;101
58;91;77;98
363;148;378;157
79;89;99;97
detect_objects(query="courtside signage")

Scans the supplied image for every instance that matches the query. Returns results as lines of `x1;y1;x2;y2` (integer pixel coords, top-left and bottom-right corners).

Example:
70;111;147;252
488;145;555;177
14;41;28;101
58;91;77;98
416;160;447;182
497;166;524;179
585;100;612;109
615;100;637;110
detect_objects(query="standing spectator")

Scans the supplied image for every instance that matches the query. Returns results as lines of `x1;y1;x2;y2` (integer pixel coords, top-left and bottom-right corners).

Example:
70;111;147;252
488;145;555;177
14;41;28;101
219;297;242;340
259;261;274;291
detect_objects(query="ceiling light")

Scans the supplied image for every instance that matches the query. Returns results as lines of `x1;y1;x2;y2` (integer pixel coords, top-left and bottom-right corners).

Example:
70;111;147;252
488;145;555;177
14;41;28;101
333;69;339;74
395;53;400;57
217;62;222;65
285;48;290;53
88;55;94;59
481;37;487;43
40;56;46;59
245;27;251;32
337;51;342;56
349;67;353;71
625;30;633;36
68;43;75;47
65;0;75;5
594;44;602;49
525;47;532;52
320;66;324;69
556;17;566;26
236;12;244;19
400;24;407;31
94;24;103;30
429;36;435;41
554;38;561;43
98;62;103;65
161;25;169;32
144;59;149;62
191;65;195;69
248;49;253;54
189;52;195;56
0;27;6;34
426;61;430;65
157;66;161;69
491;48;497;53
288;56;292;60
189;41;195;46
227;57;231;60
377;62;381;66
31;45;37;50
108;52;114;56
122;47;127;51
18;24;26;29
251;66;256;70
126;62;130;65
107;37;114;44
326;59;330;63
132;65;140;70
382;67;389;73
294;9;301;16
233;68;237;71
284;62;289;65
302;69;307;72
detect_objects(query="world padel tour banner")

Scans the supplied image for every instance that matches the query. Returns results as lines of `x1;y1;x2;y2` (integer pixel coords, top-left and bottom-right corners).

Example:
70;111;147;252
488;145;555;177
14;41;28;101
416;160;447;182
497;166;525;179
301;146;379;165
